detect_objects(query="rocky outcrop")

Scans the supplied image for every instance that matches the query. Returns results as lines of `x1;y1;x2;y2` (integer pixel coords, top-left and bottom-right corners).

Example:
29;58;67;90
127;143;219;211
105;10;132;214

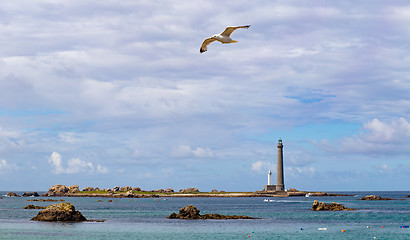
6;192;21;197
359;195;396;201
113;186;120;192
179;188;200;193
120;186;132;192
22;192;39;197
125;190;135;197
211;189;218;193
167;205;258;220
43;185;79;196
132;187;141;192
25;204;46;209
31;202;87;222
288;188;299;192
312;200;356;211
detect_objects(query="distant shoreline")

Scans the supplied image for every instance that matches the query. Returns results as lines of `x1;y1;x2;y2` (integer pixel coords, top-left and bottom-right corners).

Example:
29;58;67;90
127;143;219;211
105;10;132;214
3;190;354;198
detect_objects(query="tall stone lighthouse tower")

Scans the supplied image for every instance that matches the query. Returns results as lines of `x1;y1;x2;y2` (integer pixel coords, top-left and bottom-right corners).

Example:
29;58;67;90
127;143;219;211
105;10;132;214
276;138;285;191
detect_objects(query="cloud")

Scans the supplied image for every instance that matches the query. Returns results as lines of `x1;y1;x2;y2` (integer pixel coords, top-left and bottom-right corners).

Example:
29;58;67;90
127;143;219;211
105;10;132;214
320;118;410;155
48;152;64;174
375;164;392;174
287;166;316;177
251;161;273;172
1;0;410;191
48;152;108;174
0;159;18;174
172;145;215;159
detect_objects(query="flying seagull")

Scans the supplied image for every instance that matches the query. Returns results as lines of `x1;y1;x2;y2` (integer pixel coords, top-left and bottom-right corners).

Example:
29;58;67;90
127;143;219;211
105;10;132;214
200;25;250;53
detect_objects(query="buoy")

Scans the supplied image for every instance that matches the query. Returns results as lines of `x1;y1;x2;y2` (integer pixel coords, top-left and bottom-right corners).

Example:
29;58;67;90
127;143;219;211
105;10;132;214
318;228;328;231
300;228;303;230
341;230;346;232
248;235;250;238
252;231;254;233
367;226;370;228
381;226;384;228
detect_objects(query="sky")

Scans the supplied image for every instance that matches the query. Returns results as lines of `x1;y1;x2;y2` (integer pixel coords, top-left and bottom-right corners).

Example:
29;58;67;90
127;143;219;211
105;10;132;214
1;0;410;192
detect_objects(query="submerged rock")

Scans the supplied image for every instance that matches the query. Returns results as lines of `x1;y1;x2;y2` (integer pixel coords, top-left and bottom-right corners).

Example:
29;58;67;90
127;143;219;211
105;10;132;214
24;204;46;209
31;202;87;222
311;200;356;211
359;195;396;201
167;205;258;220
27;199;64;202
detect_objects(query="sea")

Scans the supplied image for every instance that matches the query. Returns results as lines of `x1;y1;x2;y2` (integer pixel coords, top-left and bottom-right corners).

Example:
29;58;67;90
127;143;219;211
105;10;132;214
0;191;409;239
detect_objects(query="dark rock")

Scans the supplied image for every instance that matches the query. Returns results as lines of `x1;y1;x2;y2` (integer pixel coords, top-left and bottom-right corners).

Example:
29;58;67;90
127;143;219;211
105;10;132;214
31;202;87;222
171;205;201;219
288;188;298;192
312;200;356;211
211;189;218;193
113;186;120;192
82;187;95;192
22;192;39;197
25;204;46;209
132;187;141;192
151;189;165;193
167;205;258;220
359;195;396;201
6;192;20;197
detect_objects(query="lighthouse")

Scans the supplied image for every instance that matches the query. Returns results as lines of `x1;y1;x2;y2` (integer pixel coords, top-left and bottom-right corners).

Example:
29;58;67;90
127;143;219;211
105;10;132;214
276;138;285;191
268;170;272;185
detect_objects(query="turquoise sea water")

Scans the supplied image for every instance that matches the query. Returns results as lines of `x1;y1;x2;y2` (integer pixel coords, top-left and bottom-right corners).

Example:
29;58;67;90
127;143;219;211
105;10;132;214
0;191;409;239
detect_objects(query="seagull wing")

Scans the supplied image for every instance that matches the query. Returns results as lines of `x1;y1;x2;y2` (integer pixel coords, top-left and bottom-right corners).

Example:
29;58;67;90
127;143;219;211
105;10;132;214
200;37;217;53
220;25;250;37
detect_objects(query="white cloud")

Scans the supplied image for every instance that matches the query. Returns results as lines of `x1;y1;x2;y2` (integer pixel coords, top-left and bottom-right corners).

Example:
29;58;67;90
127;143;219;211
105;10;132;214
322;118;410;155
0;159;8;172
48;152;64;174
0;159;18;174
1;0;410;191
172;145;215;159
287;166;316;177
376;164;392;174
48;152;108;174
251;161;273;172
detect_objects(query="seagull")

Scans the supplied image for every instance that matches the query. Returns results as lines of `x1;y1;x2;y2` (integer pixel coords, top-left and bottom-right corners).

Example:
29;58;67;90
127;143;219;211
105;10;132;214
200;25;250;53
